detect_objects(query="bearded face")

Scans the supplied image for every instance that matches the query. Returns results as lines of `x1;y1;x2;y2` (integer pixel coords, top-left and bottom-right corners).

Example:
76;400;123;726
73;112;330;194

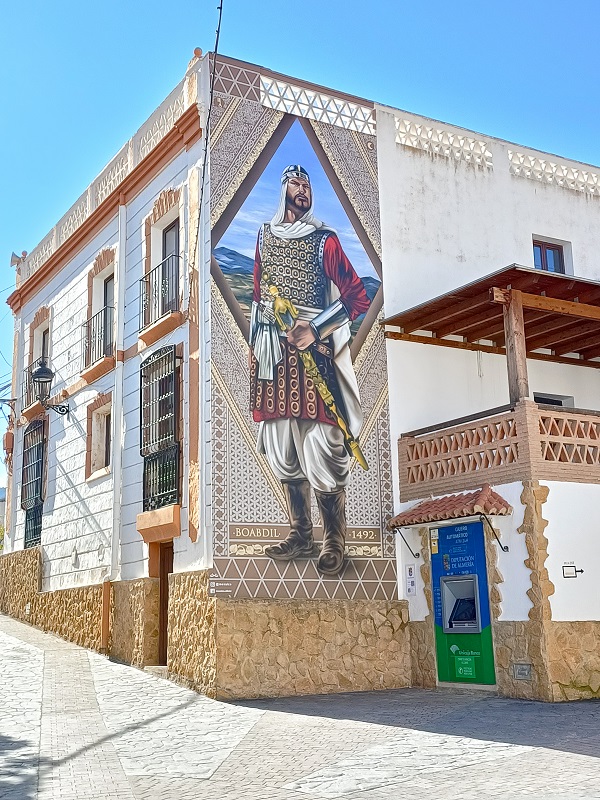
285;177;311;216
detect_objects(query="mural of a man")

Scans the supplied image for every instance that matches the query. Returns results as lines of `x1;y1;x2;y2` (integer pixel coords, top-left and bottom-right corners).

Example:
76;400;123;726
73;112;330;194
249;164;370;575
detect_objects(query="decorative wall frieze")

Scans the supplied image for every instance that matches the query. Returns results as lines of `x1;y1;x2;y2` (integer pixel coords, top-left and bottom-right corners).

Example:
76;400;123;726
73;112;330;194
210;99;283;227
309;121;382;257
23;235;54;281
94;150;130;207
260;76;376;135
508;150;600;196
19;67;199;285
58;198;89;246
395;117;493;169
213;59;260;101
137;92;186;161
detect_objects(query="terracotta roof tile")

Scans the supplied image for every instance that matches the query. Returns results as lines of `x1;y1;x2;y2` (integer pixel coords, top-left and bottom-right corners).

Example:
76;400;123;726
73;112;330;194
387;484;512;529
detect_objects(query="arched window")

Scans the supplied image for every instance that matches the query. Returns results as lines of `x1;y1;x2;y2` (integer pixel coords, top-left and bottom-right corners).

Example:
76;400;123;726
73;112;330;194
21;420;46;548
140;346;180;511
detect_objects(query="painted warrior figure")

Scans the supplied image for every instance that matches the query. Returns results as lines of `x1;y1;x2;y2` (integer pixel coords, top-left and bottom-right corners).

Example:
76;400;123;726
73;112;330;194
249;164;370;574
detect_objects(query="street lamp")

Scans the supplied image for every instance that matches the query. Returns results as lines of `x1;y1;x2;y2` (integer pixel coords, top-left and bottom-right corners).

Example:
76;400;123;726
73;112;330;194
30;359;69;416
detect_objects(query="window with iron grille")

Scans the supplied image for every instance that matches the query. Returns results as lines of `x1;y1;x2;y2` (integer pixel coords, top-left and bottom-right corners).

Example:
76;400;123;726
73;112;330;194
24;506;43;549
21;420;46;548
140;346;180;511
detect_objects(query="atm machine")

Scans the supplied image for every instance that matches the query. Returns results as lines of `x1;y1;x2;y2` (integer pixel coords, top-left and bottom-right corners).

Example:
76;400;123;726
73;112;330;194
430;521;495;685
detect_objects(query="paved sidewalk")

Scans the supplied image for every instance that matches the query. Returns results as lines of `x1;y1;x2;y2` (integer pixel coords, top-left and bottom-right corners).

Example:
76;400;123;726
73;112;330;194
1;614;600;799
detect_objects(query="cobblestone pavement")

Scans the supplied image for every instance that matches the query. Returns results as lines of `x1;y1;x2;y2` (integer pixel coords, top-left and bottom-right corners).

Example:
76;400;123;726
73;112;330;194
1;614;600;800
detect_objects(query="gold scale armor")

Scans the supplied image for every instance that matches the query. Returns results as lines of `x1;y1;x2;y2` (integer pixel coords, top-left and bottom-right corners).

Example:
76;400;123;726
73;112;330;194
259;225;330;309
251;224;334;423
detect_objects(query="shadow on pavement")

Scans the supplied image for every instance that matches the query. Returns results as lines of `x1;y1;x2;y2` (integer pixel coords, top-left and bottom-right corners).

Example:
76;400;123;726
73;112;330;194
232;687;600;759
0;698;200;796
0;734;41;800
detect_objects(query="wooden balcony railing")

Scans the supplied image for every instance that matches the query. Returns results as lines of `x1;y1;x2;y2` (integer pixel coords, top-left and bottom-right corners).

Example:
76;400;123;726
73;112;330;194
399;400;600;500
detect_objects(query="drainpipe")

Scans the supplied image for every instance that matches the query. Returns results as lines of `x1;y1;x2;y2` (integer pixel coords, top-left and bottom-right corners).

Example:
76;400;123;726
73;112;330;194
7;314;25;553
109;197;127;581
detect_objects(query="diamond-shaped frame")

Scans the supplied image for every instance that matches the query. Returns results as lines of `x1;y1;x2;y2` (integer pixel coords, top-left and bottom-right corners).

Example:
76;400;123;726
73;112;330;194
211;113;383;362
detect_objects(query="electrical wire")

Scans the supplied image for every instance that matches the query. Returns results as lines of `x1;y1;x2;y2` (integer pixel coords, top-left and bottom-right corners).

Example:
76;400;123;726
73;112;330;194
189;1;224;273
0;350;12;370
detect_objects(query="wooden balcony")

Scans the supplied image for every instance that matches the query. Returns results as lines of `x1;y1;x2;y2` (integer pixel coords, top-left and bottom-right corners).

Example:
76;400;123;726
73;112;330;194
399;400;600;501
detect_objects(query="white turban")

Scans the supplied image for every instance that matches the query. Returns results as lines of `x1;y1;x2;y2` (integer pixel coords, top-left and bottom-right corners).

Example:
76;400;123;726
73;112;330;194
269;165;334;240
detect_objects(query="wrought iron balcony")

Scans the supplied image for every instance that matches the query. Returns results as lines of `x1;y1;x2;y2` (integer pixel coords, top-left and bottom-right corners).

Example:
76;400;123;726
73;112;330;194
142;443;180;511
82;306;114;370
139;255;180;331
399;400;600;501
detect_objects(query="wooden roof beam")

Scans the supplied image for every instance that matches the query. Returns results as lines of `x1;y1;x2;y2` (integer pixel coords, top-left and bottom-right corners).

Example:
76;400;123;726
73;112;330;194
522;313;572;339
526;320;599;353
568;333;600;359
437;307;503;339
384;329;600;369
490;287;600;322
398;295;490;334
580;346;600;360
550;324;600;356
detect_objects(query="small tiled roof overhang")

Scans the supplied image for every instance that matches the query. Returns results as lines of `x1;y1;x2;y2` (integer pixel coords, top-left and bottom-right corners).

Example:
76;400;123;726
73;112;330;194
387;484;512;529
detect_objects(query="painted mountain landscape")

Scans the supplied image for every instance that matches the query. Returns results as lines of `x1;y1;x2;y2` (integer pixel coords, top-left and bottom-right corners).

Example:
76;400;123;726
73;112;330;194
213;245;380;337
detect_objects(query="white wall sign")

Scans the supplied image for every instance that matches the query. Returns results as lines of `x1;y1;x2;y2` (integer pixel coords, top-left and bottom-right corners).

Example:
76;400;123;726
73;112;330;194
405;563;417;596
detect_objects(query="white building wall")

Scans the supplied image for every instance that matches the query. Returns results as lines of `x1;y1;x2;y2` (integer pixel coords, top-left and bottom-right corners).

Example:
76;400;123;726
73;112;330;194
377;106;600;624
10;220;119;590
377;106;600;316
120;155;191;581
119;132;208;580
543;481;600;621
8;127;208;588
377;103;600;472
6;55;211;590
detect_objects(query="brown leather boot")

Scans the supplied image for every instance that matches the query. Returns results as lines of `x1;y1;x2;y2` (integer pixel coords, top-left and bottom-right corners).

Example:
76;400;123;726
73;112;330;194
315;489;346;575
265;480;314;561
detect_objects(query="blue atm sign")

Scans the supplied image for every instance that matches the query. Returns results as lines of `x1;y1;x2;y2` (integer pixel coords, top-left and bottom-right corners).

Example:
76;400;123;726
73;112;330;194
430;521;495;685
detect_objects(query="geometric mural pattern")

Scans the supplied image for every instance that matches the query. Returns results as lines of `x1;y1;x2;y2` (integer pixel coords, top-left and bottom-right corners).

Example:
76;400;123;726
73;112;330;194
209;93;284;227
212;556;397;601
310;121;382;258
209;57;397;601
212;58;261;101
261;76;376;135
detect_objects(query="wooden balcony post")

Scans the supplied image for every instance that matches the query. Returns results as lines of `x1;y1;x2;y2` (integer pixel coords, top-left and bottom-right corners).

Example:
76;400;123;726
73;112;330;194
502;289;530;404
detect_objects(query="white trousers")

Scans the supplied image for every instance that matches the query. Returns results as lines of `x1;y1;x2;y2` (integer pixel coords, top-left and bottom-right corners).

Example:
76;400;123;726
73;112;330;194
258;419;349;493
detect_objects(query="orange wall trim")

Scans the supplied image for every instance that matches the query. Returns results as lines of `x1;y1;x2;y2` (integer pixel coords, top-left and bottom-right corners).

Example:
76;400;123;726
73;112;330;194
136;505;181;544
8;106;202;313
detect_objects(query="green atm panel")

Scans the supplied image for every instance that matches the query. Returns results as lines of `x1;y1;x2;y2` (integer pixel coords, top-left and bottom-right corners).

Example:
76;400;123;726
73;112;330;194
431;521;495;685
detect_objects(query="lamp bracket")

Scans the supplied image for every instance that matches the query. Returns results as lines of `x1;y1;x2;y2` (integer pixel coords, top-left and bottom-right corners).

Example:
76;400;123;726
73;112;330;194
41;400;70;416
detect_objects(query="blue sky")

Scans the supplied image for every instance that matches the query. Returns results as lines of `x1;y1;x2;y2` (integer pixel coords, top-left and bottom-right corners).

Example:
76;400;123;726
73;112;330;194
1;0;600;484
216;120;378;280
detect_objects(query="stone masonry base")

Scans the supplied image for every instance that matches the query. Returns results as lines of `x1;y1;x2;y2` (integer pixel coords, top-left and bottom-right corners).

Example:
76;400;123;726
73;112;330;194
2;551;599;701
167;571;412;700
